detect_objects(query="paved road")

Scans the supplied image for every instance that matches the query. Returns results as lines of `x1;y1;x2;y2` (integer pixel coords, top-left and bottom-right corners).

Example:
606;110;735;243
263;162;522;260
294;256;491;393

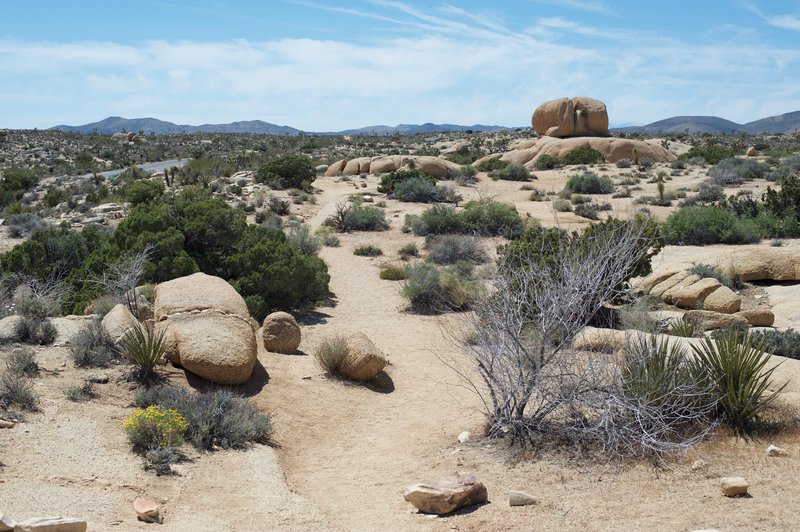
80;158;190;181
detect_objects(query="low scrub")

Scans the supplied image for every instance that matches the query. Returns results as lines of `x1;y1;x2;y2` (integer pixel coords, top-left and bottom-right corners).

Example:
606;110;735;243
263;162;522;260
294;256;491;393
707;157;770;185
748;328;800;360
122;404;188;450
662;206;760;245
686;263;738;289
64;382;97;402
325;202;389;232
402;262;476;314
489;162;532;181
313;335;350;378
353;244;383;257
533;154;561;170
565;172;614;194
379;265;408;280
134;385;273;449
426;235;488;265
70;320;118;368
392;176;459;203
562;146;604;165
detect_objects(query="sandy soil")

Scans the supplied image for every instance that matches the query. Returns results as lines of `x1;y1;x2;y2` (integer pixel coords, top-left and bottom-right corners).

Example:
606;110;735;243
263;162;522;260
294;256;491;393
3;162;800;531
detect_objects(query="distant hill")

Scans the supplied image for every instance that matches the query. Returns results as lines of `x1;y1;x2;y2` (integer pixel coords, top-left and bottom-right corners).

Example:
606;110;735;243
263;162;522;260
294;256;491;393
51;116;302;135
613;110;800;135
50;117;506;136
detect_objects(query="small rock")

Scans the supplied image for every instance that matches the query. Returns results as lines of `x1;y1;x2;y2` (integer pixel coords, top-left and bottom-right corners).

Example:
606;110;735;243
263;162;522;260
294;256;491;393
86;372;109;384
12;517;87;531
746;146;757;156
457;431;470;443
0;420;14;429
301;375;312;380
362;195;374;202
133;497;162;524
767;444;788;457
509;490;539;507
691;459;707;471
720;477;748;497
404;472;488;515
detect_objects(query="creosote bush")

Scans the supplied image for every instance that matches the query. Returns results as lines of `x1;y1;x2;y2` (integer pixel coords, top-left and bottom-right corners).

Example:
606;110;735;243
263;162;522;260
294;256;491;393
426;235;488;265
402;262;476;314
561;146;604;165
353;244;383;257
325;202;389;232
70;320;118;367
565;172;614;194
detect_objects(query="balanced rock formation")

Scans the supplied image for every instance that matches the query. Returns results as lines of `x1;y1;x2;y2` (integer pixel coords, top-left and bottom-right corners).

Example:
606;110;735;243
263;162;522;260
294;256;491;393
532;97;609;138
403;472;488;515
154;273;257;385
262;311;301;353
495;136;675;166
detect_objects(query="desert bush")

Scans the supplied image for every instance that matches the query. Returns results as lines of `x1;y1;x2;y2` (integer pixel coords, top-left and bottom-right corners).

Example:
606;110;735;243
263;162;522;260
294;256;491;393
122;404;188;450
143;446;180;475
134;385;272;449
565;172;614;194
21;319;57;346
313;335;350;378
285;221;321;256
268;196;290;215
690;329;786;432
120;179;165;206
5;347;38;377
0;368;38;412
404;205;462;236
63;382;97;402
402;262;475;314
379;265;408;280
70;319;118;367
708;157;770;185
313;226;339;247
398;242;419;259
573;202;611;220
353;244;383;257
748;328;800;360
618;298;661;334
562;146;604;165
0;167;39;209
455;217;692;456
533;154;561;170
120;322;166;382
490;162;531;181
378;169;435;195
325;202;388;232
616;159;632;169
477;158;507;172
553;198;572;212
686;263;738;289
458;200;523;238
3;214;48;238
426;235;488;265
256;154;315;190
680;143;734;165
392;176;459;203
662;206;760;245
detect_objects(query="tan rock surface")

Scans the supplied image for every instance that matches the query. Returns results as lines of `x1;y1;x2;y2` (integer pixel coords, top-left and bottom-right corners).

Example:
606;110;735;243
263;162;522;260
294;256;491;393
403;472;488;515
702;285;742;314
154;272;249;321
341;333;387;381
736;308;775;327
532;97;609;137
262;311;301;353
684;310;750;330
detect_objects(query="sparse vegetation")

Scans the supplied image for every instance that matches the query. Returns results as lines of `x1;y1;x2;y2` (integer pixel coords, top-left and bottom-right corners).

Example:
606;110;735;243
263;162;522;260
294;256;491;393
565;172;614;194
313;335;350;378
70;320;118;367
353;244;383;257
379;265;408;280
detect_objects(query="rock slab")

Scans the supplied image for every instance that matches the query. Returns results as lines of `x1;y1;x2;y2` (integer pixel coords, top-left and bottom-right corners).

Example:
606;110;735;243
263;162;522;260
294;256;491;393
133;497;162;524
404;472;488;515
720;477;749;497
12;517;87;531
509;490;539;507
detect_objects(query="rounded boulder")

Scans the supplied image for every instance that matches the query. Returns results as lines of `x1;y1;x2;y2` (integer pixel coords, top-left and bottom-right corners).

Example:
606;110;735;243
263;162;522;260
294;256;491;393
262;311;301;353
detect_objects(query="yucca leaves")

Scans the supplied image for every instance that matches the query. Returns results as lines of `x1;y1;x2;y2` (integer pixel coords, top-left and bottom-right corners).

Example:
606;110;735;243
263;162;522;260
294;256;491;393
690;329;786;432
120;321;166;381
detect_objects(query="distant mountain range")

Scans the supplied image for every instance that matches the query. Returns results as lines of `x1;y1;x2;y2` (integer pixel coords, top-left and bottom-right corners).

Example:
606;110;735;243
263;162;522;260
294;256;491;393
612;110;800;135
50;110;800;136
50;116;506;136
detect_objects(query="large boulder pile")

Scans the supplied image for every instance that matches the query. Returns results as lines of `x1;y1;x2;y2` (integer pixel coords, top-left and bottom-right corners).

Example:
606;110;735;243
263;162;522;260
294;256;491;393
323;155;461;178
154;273;257;385
532;96;609;138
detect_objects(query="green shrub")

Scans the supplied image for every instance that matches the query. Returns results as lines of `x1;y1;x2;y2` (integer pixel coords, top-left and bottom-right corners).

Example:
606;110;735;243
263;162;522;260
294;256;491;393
476;158;507;172
562;146;604;165
120;180;165;206
686;263;738;289
398;242;419;259
573;202;610;220
325;203;389;232
0;369;38;411
669;316;699;338
405;204;462;236
618;298;660;334
134;385;272;449
120;322;166;382
315;226;340;247
268;196;290;215
616;159;632;169
534;154;561;170
64;382;97;402
22;319;57;346
426;235;487;265
553;198;572;212
707;157;769;185
402;262;475;314
285;221;321;256
489;162;531;181
459;200;523;237
144;446;180;475
378;169;435;195
5;347;38;377
392;177;458;203
662;206;760;245
680;143;734;165
70;320;118;367
256;155;315;190
379;265;408;280
690;329;786;432
353;244;383;257
0;167;39;209
565;172;614;194
748;328;800;360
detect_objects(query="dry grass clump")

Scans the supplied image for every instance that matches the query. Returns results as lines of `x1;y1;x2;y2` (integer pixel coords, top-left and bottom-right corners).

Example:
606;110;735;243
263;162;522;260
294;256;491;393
314;335;350;377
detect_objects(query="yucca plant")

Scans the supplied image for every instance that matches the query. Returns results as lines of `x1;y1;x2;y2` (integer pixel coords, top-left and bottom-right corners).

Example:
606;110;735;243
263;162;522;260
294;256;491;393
690;329;786;433
120;322;167;382
669;316;698;338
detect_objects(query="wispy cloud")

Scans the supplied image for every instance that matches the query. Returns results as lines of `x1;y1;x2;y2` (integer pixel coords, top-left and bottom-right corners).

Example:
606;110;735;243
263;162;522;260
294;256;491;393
742;2;800;31
528;0;613;16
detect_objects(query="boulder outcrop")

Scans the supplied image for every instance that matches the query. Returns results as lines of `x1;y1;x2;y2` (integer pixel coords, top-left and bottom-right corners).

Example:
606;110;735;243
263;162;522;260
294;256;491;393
262;311;301;353
154;273;256;385
532;97;609;137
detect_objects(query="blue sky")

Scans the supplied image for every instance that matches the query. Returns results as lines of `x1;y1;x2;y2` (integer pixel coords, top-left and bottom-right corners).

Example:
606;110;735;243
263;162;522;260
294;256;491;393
1;1;800;130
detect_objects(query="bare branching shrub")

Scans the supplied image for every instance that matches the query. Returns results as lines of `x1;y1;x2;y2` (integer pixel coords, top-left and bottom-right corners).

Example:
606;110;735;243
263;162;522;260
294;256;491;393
447;218;707;458
88;246;153;319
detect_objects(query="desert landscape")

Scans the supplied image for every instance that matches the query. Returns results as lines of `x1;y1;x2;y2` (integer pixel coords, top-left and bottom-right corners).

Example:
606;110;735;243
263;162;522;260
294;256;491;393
3;2;800;531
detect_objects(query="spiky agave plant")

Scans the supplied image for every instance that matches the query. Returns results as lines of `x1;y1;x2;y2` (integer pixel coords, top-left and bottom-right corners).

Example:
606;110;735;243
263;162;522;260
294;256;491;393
120;322;167;383
690;329;786;433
